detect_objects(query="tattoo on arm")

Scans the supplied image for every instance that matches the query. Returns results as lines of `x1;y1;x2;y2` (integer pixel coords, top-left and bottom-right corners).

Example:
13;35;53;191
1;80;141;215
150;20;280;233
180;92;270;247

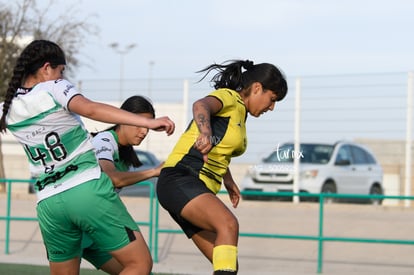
196;103;209;124
197;114;208;127
196;114;212;134
194;102;212;134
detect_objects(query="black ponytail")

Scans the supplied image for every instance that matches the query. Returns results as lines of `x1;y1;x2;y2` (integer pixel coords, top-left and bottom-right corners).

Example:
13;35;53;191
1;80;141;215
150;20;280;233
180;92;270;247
197;59;288;102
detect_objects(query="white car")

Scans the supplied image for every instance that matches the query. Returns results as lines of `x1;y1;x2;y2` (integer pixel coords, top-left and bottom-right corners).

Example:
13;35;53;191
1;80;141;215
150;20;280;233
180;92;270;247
240;141;384;204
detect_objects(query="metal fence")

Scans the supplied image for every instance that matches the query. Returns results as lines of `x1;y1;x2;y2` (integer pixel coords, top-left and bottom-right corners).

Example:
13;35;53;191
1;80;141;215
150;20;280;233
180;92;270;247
3;72;412;177
78;72;413;163
75;71;414;200
2;178;414;273
0;179;156;255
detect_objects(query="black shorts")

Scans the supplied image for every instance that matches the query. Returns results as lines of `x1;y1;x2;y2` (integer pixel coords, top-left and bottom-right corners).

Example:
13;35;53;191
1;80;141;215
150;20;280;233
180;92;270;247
157;167;214;238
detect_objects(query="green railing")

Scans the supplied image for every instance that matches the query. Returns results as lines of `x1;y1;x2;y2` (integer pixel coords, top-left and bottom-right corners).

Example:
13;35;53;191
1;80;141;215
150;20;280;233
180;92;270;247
153;190;414;274
0;178;156;255
2;179;414;274
0;179;37;255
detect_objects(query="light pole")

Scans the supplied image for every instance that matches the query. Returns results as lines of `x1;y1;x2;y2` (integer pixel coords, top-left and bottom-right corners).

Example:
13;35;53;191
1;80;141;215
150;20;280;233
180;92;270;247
148;60;155;98
109;42;136;101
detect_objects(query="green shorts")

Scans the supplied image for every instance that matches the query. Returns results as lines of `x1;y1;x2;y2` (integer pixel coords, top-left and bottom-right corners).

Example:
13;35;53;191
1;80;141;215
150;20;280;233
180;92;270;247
37;172;139;263
81;233;112;269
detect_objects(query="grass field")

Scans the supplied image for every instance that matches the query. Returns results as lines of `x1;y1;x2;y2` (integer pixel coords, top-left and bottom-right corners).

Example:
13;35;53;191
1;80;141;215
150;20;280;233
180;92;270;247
0;263;172;275
0;263;102;274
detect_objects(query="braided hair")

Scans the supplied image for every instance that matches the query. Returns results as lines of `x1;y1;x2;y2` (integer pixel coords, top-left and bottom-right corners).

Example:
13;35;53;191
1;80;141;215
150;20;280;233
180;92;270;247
197;59;288;101
0;40;66;133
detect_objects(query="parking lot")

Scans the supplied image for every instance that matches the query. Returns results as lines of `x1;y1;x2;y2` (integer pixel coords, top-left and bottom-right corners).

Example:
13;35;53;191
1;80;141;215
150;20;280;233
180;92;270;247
1;193;414;275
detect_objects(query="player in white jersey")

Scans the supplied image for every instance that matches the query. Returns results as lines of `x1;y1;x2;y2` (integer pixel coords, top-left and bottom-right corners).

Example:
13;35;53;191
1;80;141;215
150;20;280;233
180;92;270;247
82;95;163;274
0;40;174;275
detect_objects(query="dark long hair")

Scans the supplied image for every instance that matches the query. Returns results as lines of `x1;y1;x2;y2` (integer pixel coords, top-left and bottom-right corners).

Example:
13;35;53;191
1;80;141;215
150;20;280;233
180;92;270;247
0;40;66;132
197;59;288;101
99;95;155;168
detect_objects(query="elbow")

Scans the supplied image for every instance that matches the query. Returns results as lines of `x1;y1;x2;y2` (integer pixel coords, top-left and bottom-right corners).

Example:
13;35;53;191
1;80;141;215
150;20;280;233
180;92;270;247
107;174;125;188
192;100;206;113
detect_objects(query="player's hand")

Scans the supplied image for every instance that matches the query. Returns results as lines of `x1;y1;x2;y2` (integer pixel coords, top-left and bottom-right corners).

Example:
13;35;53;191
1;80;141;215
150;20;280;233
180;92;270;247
225;181;241;208
194;133;212;163
152;162;165;177
150;116;175;136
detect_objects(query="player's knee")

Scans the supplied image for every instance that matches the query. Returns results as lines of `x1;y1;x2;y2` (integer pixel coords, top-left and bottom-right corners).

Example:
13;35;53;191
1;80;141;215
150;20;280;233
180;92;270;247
136;249;153;273
141;260;153;275
145;255;153;271
124;259;152;274
222;216;239;235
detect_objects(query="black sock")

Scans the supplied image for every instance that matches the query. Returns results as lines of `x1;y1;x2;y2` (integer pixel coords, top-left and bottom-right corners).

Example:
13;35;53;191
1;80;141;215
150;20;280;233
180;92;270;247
214;271;237;275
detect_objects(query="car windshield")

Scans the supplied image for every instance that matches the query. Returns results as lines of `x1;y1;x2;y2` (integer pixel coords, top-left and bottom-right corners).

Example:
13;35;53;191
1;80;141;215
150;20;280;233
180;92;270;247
136;151;155;166
263;144;334;164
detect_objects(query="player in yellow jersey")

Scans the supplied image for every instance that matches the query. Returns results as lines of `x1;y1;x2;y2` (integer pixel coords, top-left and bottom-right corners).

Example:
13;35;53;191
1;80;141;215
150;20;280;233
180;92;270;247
157;59;288;274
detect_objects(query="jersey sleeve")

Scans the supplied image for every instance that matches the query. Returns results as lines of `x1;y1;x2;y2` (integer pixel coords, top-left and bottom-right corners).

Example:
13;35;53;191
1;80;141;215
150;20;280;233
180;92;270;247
50;79;81;110
91;132;116;162
207;89;238;113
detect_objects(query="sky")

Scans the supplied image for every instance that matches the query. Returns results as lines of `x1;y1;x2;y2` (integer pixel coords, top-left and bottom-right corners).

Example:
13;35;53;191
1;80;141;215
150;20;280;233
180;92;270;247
38;0;414;82
27;0;414;163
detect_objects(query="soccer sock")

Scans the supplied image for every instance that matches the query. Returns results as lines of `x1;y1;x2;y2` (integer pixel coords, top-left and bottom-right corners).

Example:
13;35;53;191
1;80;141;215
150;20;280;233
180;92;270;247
213;245;238;274
214;271;237;275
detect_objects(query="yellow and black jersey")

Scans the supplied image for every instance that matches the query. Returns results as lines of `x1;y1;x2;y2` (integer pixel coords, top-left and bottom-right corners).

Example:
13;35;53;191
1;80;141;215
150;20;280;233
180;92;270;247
163;88;247;193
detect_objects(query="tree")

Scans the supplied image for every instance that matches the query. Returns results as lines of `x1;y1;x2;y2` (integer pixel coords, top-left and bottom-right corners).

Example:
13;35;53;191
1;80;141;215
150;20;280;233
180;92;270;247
0;0;98;191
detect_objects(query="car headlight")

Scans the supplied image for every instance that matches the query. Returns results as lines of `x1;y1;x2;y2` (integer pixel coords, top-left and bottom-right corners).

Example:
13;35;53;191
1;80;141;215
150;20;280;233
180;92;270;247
301;169;318;179
246;165;259;177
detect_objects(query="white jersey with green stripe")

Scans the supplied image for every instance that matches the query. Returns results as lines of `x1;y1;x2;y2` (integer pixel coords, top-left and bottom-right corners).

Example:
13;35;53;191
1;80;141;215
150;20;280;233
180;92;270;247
92;130;129;172
4;79;101;202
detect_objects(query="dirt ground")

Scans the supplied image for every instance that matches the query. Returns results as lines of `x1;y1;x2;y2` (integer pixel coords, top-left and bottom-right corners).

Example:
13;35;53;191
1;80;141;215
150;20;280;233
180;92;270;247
1;192;414;275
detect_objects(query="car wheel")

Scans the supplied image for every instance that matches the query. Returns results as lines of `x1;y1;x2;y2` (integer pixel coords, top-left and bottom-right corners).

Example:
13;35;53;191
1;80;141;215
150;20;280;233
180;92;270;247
321;182;337;204
242;194;253;200
369;185;383;205
242;194;266;201
28;183;35;194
